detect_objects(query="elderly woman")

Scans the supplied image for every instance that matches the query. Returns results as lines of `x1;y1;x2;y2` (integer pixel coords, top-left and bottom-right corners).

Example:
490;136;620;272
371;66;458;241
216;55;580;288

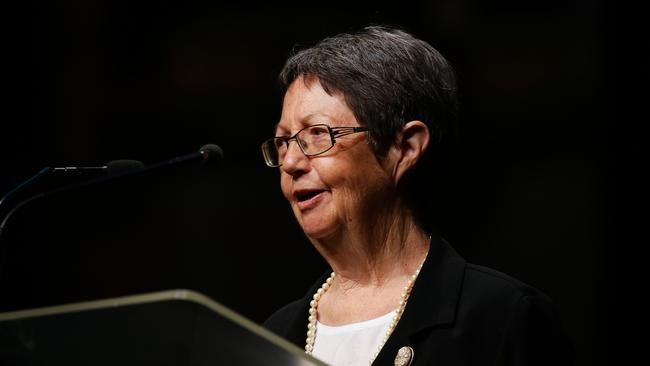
262;26;571;366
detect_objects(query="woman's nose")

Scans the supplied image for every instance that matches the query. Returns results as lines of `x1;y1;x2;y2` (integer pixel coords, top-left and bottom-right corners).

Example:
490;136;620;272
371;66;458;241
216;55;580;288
280;140;310;175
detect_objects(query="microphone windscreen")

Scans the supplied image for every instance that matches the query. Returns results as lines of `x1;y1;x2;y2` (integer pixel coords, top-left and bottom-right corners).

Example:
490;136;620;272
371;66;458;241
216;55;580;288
199;144;224;163
106;160;145;175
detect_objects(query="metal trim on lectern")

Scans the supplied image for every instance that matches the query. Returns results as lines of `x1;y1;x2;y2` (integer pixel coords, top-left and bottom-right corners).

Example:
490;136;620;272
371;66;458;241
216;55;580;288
0;289;325;366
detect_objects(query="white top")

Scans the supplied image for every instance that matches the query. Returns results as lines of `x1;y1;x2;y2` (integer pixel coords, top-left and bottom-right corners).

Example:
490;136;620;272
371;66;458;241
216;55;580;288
312;310;396;366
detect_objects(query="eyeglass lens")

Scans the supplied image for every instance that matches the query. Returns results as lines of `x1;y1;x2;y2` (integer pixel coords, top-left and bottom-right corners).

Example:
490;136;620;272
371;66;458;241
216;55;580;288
263;125;333;166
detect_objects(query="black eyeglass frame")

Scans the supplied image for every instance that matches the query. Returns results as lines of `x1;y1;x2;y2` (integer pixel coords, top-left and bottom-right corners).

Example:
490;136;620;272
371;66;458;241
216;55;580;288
261;124;369;167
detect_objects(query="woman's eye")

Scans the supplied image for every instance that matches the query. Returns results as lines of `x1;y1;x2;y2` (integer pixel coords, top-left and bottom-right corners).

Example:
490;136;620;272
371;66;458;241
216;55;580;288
311;128;326;135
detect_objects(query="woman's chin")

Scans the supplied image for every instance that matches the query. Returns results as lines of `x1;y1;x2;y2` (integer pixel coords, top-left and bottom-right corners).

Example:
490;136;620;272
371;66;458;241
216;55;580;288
293;194;336;235
301;224;332;240
298;215;338;240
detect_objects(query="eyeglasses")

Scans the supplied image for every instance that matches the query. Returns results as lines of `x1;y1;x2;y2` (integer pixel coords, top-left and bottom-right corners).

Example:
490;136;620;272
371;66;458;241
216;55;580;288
261;124;369;167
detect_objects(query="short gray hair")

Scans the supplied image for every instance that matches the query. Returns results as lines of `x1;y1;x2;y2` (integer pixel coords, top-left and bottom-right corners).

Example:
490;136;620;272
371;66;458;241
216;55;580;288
279;25;458;154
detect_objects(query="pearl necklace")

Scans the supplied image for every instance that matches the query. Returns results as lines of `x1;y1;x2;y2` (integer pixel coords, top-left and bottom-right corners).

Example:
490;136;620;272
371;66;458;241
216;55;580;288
305;261;425;364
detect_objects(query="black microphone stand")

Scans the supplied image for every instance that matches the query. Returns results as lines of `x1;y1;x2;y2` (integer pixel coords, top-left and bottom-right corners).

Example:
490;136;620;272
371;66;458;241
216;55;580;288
0;145;222;284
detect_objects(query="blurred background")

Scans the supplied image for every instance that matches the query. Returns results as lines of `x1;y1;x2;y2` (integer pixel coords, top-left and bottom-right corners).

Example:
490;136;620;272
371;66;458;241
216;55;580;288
1;1;617;365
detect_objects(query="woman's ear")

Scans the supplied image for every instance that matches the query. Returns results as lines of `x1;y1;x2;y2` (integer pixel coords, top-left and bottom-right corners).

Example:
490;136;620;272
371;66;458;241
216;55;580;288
392;121;430;184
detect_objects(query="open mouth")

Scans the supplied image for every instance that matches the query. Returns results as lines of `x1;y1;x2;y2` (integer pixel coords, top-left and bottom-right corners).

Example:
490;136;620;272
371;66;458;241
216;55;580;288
295;189;324;202
296;190;325;202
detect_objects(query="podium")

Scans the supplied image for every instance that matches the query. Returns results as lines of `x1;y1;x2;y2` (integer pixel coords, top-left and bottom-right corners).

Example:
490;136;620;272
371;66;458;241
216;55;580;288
0;289;325;365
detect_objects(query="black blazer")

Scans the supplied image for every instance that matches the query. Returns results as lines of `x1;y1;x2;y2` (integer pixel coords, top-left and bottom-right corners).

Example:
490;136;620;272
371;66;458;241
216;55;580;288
263;236;573;365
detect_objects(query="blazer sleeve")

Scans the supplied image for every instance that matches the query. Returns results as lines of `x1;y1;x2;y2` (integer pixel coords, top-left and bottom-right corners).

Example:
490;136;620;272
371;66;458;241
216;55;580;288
495;293;574;366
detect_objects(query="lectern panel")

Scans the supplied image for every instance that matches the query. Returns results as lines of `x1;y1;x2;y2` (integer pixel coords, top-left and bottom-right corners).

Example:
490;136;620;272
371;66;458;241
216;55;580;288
0;289;324;366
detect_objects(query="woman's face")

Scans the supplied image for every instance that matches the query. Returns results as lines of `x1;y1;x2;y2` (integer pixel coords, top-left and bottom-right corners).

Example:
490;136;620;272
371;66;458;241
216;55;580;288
277;76;396;240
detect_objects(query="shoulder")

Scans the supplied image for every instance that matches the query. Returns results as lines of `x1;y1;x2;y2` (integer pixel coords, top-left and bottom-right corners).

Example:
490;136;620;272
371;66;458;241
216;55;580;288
464;263;553;302
459;264;573;364
458;263;559;320
262;298;305;336
262;270;331;345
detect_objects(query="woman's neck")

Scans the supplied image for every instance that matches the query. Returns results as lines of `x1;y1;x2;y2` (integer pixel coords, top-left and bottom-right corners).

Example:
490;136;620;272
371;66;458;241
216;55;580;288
311;212;430;289
311;213;430;325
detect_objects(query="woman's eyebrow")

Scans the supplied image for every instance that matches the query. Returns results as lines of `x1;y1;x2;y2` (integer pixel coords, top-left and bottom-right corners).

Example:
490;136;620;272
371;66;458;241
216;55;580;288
274;114;332;136
274;123;289;136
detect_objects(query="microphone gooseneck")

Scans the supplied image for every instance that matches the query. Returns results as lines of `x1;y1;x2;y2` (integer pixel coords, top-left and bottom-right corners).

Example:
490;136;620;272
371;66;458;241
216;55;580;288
0;144;223;239
0;145;222;279
0;160;145;217
0;158;147;283
0;167;52;214
0;159;146;232
0;144;221;236
105;160;146;174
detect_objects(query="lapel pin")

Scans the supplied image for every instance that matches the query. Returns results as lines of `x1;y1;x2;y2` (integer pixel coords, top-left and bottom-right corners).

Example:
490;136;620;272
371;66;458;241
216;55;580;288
394;346;414;366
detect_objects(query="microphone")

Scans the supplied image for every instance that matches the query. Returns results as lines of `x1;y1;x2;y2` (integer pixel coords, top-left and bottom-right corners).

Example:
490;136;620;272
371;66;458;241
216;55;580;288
0;145;222;282
0;160;145;216
0;159;144;284
0;144;222;233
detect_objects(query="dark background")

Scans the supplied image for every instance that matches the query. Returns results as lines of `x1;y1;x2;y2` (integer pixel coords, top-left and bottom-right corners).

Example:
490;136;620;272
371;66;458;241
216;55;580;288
1;1;618;365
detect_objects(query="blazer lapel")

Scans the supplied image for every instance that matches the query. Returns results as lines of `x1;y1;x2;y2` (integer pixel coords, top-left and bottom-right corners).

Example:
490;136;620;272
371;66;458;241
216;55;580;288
372;235;466;365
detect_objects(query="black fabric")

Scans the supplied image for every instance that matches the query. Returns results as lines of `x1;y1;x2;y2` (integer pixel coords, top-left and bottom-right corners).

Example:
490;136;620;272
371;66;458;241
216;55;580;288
263;236;573;365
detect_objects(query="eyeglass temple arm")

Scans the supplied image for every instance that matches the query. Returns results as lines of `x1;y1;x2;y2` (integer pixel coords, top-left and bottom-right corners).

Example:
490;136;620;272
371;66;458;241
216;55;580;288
331;127;368;137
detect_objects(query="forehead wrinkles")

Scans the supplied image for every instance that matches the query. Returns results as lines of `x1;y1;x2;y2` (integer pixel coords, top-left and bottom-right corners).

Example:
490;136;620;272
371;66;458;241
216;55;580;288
279;81;356;135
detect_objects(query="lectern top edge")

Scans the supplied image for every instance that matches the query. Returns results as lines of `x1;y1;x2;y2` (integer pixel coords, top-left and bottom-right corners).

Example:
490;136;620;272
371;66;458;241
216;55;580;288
0;289;208;321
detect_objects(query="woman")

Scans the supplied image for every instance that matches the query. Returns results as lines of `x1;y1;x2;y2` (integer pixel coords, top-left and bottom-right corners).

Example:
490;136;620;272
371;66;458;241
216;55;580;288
262;26;571;366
